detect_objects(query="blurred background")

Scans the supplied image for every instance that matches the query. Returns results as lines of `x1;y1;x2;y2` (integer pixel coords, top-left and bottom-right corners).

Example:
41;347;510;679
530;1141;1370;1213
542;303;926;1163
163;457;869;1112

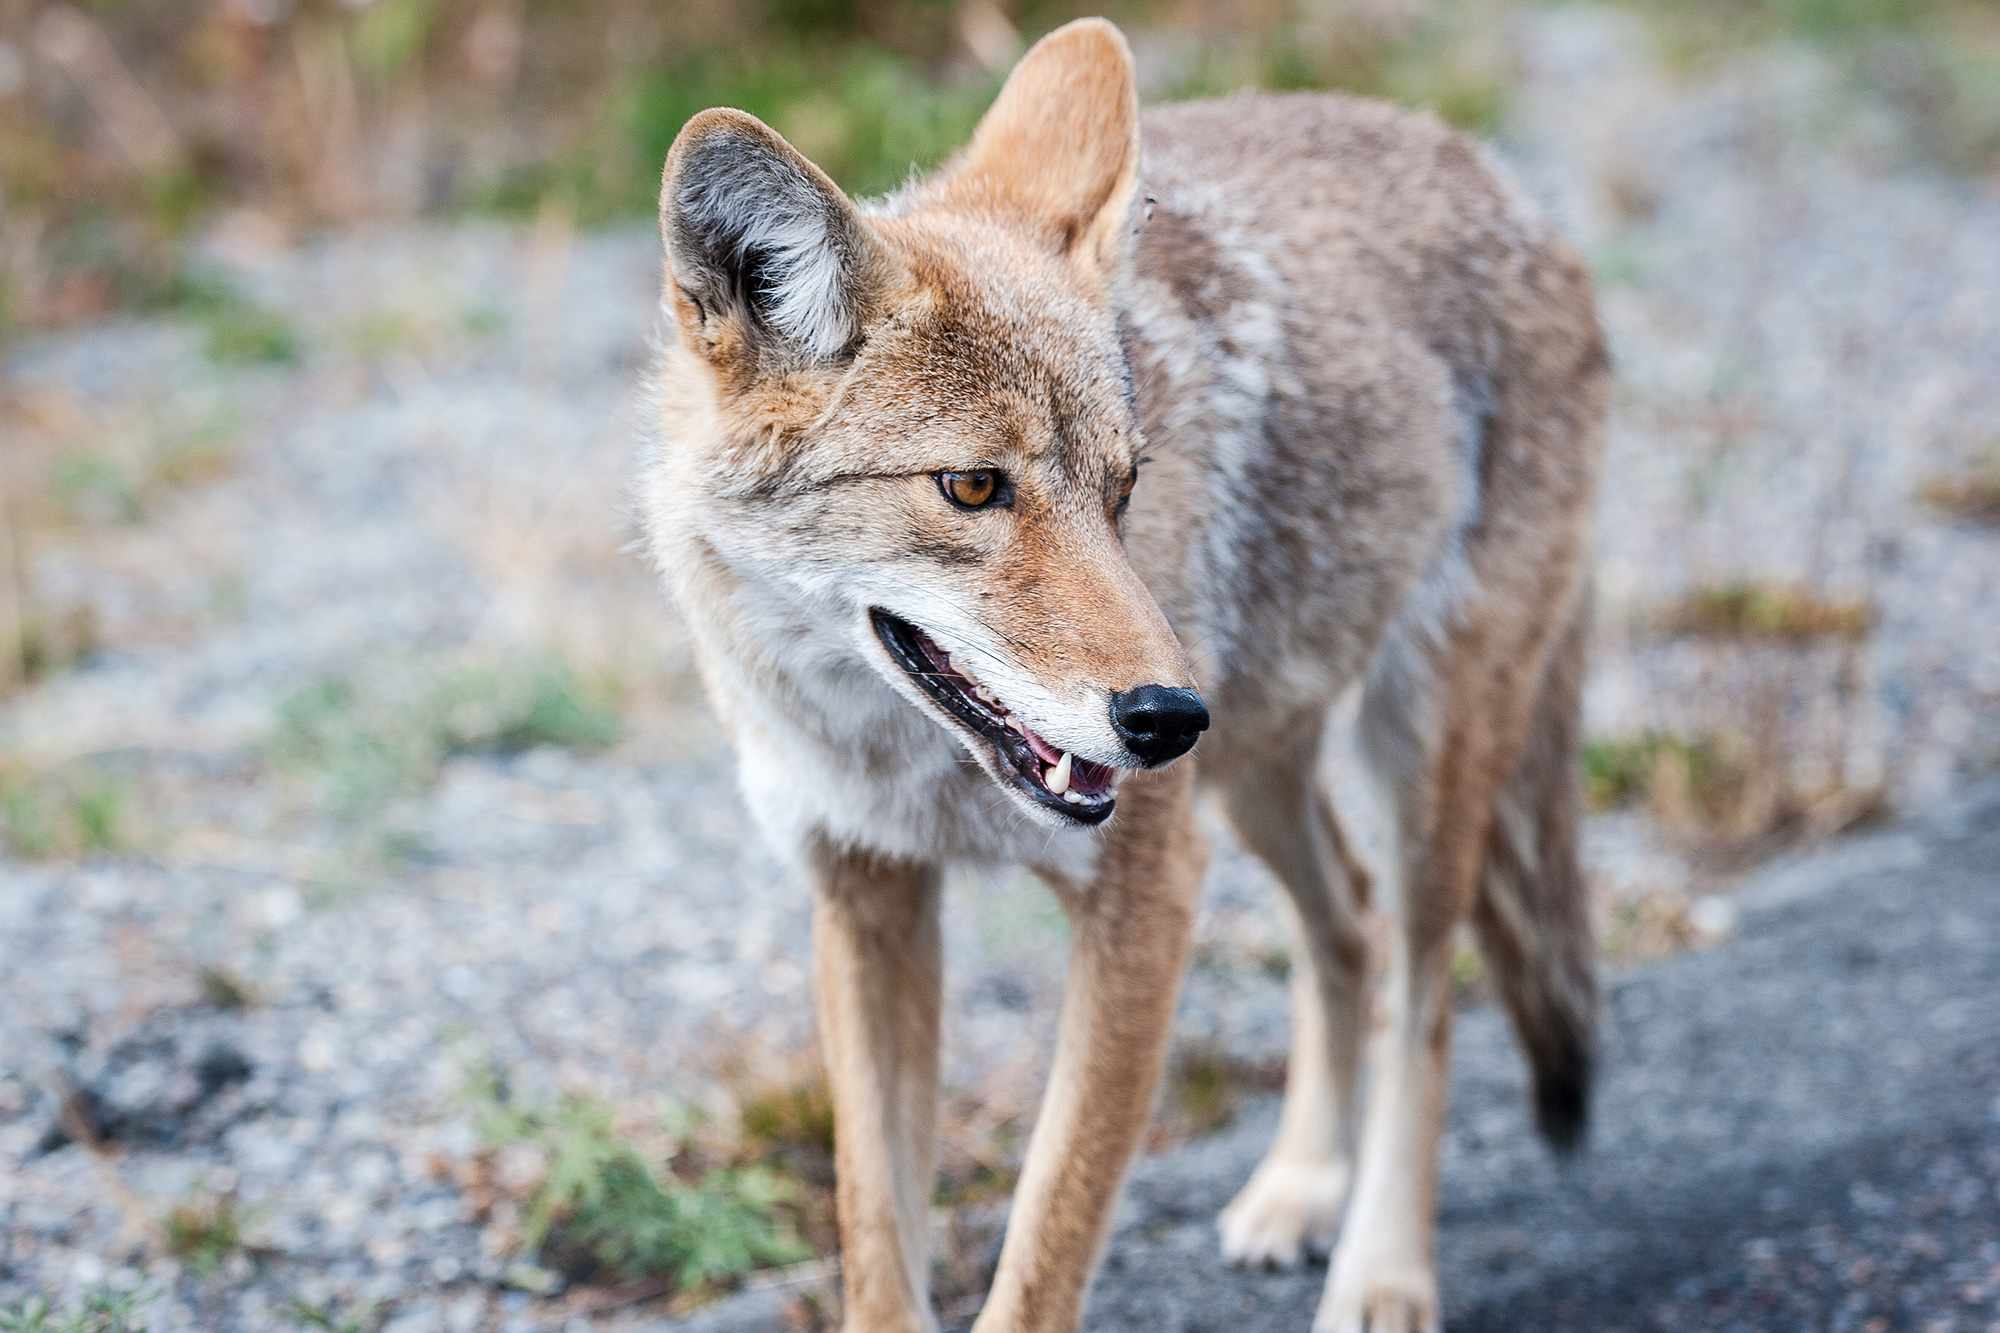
2;1;1998;1330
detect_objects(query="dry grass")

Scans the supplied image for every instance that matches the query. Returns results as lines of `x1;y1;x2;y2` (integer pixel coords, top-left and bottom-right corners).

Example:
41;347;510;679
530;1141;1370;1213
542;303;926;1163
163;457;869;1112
1599;888;1701;965
6;0;1989;348
0;0;1538;347
1615;0;2000;174
161;1193;244;1275
1145;1041;1287;1153
195;964;258;1011
586;1028;1275;1324
1919;447;2000;523
1584;728;1884;855
0;0;993;338
1656;580;1874;642
737;1077;838;1165
3;601;102;696
0;383;246;697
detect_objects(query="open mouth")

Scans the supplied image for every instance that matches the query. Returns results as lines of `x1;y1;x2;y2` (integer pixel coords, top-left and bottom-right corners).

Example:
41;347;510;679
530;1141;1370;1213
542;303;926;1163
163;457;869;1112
870;609;1120;825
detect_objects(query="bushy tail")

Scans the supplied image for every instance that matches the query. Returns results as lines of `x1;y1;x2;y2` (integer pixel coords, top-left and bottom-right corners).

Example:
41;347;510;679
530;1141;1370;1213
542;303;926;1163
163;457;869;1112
1473;596;1598;1151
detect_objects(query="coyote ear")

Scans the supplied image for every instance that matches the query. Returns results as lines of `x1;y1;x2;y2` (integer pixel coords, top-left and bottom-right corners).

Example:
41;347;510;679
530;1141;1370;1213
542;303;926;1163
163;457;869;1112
661;109;878;363
946;18;1141;278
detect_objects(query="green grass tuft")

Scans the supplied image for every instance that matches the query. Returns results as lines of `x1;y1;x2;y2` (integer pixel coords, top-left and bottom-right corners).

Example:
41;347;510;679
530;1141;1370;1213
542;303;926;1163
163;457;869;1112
1165;16;1512;134
459;303;508;338
1582;728;1885;848
434;663;623;757
39;406;238;532
152;269;301;367
1583;732;1730;812
475;1083;810;1291
0;1287;153;1333
1451;941;1488;999
0;765;128;861
286;1300;375;1333
201;306;301;367
162;1196;242;1275
272;678;430;816
472;44;1000;220
272;658;621;816
51;455;143;525
1147;1043;1286;1151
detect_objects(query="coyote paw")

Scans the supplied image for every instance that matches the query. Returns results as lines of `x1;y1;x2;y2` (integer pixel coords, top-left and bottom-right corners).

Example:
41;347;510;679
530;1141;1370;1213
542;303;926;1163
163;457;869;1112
1313;1262;1440;1333
1217;1158;1349;1270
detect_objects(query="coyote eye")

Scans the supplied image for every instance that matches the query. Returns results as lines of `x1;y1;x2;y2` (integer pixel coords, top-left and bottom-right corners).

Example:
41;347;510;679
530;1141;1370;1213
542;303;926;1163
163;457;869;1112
938;469;1004;510
1113;458;1143;522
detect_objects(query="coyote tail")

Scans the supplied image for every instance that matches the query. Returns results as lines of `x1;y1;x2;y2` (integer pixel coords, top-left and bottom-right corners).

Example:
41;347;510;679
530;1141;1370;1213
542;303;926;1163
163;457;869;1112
1472;595;1598;1150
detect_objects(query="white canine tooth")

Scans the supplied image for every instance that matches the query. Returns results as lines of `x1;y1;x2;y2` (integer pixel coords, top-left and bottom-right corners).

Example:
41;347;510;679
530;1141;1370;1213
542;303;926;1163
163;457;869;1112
1047;751;1073;796
1004;714;1023;733
974;684;998;705
1063;790;1084;805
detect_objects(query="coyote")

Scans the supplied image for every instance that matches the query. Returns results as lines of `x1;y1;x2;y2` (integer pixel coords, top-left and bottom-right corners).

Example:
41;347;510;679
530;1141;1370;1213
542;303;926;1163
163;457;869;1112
642;17;1605;1332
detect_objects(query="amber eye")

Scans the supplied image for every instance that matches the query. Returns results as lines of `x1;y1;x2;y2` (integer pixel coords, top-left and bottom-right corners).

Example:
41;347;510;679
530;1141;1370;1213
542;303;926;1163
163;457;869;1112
938;469;1003;510
1114;460;1142;522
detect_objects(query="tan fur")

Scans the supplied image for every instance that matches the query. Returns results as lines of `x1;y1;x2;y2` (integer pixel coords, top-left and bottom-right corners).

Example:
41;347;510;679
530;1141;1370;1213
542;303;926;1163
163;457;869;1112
986;764;1205;1331
809;844;943;1332
931;18;1141;282
643;16;1606;1332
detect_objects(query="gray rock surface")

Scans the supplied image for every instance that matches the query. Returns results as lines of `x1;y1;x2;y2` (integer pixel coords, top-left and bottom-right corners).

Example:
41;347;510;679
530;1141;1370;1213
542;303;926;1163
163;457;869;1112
1089;783;2000;1332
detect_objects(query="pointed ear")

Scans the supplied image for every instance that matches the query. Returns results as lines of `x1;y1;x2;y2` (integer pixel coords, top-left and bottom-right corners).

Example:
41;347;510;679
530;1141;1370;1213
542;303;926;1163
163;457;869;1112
946;18;1141;277
660;108;882;364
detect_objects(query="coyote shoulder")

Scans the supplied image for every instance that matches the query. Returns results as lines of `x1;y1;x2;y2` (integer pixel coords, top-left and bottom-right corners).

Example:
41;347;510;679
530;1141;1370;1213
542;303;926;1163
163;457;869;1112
643;18;1606;1333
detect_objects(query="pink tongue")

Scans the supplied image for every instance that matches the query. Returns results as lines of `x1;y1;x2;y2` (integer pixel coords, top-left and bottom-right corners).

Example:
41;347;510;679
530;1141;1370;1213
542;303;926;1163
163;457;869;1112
1019;723;1063;765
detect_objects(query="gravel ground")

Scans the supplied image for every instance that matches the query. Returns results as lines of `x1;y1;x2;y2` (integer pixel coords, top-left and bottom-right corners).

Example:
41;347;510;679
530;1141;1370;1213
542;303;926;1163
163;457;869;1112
3;9;1997;1331
679;777;2000;1333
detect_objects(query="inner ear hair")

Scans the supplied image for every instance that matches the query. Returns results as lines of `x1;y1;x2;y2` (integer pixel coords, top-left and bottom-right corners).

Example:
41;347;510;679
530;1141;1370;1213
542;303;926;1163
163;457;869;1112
664;110;874;362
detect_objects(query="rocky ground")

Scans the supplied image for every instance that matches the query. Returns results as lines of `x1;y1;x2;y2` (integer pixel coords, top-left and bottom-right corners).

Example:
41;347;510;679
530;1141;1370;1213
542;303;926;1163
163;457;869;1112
3;7;1998;1332
678;777;2000;1333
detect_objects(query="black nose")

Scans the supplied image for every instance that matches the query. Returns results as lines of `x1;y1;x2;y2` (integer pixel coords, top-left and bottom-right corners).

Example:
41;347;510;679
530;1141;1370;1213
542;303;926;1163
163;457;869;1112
1108;684;1209;766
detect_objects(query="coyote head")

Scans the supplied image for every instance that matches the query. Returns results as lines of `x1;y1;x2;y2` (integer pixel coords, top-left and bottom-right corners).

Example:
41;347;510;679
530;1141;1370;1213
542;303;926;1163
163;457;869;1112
651;20;1203;827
